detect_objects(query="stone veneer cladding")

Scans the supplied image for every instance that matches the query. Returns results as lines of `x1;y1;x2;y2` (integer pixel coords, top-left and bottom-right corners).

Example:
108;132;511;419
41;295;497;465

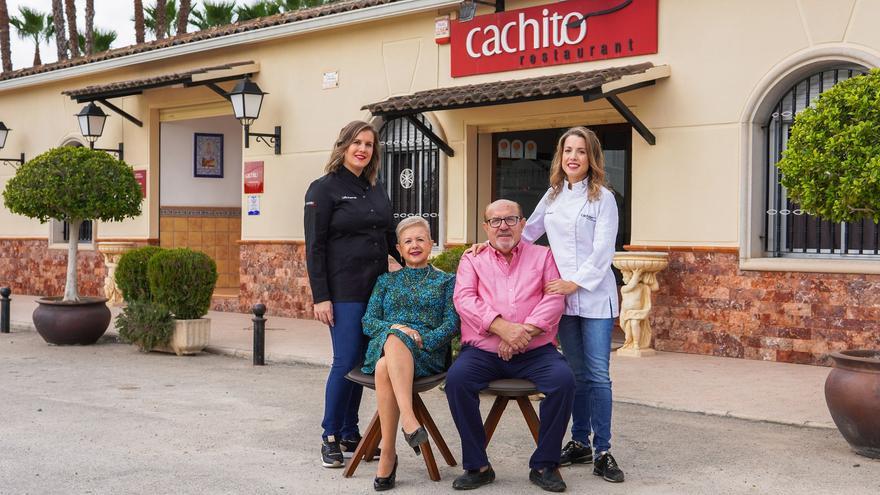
223;242;314;318
0;239;105;297
651;250;880;366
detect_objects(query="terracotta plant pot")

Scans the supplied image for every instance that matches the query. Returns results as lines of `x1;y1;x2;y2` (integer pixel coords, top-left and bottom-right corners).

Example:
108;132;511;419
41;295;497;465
32;296;111;345
825;350;880;458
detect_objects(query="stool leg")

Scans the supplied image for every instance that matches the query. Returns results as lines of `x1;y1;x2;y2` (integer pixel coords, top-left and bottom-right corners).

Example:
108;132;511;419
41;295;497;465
482;396;510;447
414;394;457;467
344;411;380;478
420;434;441;481
364;422;382;462
515;396;541;444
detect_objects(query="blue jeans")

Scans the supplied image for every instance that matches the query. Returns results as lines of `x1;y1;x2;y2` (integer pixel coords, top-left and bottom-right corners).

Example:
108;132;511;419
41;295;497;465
557;315;614;453
320;302;368;440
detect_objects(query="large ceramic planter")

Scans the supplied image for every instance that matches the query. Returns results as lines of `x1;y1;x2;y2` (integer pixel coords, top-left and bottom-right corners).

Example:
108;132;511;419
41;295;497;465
32;297;112;345
825;350;880;458
153;318;211;356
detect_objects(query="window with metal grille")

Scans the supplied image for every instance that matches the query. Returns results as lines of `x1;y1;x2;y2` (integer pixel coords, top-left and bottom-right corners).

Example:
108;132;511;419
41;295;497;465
764;66;877;257
51;219;93;244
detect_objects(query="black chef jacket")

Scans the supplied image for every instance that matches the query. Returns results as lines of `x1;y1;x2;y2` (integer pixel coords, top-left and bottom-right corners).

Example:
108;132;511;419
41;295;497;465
304;167;401;304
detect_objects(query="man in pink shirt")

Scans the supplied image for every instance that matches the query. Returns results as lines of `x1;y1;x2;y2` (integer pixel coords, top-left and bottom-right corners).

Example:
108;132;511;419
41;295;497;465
447;199;574;493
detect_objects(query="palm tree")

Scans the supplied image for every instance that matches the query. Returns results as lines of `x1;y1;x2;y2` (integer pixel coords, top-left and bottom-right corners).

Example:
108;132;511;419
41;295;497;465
177;0;191;34
0;0;11;72
84;0;94;54
51;0;67;60
144;0;177;38
235;1;280;22
64;0;79;58
155;0;166;40
134;0;145;43
77;27;116;53
190;1;236;30
10;6;51;66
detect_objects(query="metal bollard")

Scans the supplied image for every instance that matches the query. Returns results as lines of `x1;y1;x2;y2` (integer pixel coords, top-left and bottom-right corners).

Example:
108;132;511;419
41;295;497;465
1;287;10;334
252;303;266;366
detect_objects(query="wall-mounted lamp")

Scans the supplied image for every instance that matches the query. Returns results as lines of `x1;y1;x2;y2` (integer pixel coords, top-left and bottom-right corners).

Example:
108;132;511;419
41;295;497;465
227;77;281;155
0;122;25;168
459;0;505;22
76;102;124;160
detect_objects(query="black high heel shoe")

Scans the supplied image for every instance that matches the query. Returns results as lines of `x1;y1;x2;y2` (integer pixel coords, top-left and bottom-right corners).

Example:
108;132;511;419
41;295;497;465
373;455;398;491
402;426;428;455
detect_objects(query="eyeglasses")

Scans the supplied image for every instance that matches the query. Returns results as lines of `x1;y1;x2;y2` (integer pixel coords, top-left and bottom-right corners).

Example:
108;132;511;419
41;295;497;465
485;216;522;228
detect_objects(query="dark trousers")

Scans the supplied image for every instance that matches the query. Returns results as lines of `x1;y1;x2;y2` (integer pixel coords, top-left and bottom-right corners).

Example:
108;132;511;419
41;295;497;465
445;344;575;471
320;301;368;440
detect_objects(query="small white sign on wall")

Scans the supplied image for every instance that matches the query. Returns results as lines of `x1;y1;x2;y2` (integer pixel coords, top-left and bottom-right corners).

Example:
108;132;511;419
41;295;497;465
247;195;261;216
322;71;339;89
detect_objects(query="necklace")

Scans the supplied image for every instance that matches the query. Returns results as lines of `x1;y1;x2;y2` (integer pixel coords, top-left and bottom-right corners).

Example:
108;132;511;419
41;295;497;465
402;265;432;289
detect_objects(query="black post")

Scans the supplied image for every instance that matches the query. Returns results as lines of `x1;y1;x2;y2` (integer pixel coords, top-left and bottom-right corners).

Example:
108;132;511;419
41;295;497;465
252;303;266;366
1;287;11;334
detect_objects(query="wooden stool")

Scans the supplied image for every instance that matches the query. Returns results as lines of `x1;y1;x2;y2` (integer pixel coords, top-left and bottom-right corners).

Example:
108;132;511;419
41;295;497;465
482;378;541;446
343;369;457;481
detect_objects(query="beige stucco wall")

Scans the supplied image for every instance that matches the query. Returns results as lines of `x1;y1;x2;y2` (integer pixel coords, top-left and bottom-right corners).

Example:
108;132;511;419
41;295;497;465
2;0;880;253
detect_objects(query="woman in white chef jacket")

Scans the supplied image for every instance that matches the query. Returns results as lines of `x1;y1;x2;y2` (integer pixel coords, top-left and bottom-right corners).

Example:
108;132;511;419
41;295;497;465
522;126;625;483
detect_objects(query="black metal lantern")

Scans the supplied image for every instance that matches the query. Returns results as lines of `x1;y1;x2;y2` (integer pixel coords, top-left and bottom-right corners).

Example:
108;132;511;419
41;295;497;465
226;77;280;154
0;121;24;167
76;102;108;143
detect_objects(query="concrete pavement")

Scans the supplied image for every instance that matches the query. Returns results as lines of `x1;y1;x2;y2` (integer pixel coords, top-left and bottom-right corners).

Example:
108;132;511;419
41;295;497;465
5;293;835;429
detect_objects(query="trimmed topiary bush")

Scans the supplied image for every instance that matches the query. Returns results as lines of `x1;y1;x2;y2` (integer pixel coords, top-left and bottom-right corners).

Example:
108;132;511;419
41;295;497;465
116;246;163;302
116;300;175;351
778;68;880;223
430;245;468;274
147;248;218;320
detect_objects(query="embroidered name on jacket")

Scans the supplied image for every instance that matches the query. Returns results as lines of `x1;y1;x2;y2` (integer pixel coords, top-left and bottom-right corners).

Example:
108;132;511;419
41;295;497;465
341;196;358;200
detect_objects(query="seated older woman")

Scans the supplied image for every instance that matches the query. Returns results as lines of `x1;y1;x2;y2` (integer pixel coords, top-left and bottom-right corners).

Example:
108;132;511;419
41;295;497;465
361;216;460;491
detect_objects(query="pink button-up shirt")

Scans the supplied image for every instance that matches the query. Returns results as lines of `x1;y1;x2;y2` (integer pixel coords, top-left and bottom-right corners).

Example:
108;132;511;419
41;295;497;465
453;241;565;354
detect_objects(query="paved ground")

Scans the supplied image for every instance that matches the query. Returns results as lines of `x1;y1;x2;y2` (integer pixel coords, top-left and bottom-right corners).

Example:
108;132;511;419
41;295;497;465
1;331;878;495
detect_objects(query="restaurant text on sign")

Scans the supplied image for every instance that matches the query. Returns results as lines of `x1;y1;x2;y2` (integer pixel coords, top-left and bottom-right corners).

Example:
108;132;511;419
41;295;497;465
450;0;657;77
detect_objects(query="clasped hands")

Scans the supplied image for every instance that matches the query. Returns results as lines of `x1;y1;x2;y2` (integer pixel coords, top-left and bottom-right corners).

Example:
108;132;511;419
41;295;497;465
491;318;543;361
391;323;424;349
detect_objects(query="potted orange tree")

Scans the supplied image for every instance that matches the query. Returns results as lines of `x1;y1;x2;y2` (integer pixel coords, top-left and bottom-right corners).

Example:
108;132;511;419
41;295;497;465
2;147;142;345
778;68;880;458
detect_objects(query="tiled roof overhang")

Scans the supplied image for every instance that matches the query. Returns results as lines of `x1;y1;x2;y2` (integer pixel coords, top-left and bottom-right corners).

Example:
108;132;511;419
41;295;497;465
61;61;258;102
366;63;669;147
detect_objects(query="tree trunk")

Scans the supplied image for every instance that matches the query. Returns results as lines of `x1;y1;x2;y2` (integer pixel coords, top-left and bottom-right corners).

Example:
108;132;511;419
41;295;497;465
177;0;190;35
155;0;166;40
51;0;67;60
64;219;82;302
85;0;94;55
134;0;144;43
32;42;41;66
0;0;11;72
64;0;79;58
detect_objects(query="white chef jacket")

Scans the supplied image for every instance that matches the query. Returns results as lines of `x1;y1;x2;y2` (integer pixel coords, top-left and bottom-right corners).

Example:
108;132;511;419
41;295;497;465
522;180;619;318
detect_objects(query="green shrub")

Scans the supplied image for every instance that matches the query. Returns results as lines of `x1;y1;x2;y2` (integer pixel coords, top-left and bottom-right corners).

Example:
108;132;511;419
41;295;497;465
778;68;880;223
116;246;163;302
430;245;468;274
148;248;218;320
116;300;174;351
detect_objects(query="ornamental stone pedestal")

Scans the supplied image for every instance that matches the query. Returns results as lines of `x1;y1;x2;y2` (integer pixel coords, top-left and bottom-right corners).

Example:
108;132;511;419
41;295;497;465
612;251;669;357
97;242;136;306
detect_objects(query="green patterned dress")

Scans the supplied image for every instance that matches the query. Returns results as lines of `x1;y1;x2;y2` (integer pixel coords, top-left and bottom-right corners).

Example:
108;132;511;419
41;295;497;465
361;265;460;378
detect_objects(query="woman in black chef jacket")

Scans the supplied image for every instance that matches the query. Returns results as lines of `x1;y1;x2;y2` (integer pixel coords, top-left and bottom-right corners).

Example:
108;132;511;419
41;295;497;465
305;120;402;468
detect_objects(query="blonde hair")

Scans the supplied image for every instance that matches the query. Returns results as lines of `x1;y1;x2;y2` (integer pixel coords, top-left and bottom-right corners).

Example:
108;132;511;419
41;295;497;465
396;216;431;240
324;120;381;185
548;126;606;202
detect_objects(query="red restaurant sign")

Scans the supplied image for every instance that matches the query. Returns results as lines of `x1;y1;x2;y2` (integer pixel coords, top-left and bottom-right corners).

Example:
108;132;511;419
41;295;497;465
450;0;657;77
243;161;264;194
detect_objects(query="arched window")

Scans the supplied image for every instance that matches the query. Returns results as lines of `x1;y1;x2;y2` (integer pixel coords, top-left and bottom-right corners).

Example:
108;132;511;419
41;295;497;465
764;66;874;257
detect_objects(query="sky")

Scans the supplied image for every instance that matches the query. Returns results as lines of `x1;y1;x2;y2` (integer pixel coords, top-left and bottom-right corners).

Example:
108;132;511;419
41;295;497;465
6;1;136;71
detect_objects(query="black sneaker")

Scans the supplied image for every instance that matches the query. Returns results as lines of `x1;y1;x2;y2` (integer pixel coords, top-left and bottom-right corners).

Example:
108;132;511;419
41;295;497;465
529;468;566;492
559;440;592;466
452;465;495;490
593;452;625;482
340;435;381;459
321;436;344;468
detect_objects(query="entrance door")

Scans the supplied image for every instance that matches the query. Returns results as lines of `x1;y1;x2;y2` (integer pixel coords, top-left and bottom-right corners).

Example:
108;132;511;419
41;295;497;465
492;124;631;250
379;115;441;245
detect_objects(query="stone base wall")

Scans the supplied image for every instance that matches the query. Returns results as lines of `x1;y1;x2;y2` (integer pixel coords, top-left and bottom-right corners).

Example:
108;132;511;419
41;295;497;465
0;239;105;297
651;249;880;365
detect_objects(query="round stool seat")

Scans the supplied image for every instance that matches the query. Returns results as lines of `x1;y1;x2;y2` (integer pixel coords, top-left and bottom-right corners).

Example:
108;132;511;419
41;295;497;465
346;368;448;394
484;378;538;397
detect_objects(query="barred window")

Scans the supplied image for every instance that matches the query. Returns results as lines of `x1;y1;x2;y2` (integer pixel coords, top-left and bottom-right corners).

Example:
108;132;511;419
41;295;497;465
764;66;877;257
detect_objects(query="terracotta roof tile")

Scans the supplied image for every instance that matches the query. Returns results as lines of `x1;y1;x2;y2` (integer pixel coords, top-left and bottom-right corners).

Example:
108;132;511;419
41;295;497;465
0;0;398;83
363;62;656;115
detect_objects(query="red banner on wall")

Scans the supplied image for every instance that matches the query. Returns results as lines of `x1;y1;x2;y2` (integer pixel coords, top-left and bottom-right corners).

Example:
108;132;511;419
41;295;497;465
244;161;264;194
450;0;657;77
133;169;147;198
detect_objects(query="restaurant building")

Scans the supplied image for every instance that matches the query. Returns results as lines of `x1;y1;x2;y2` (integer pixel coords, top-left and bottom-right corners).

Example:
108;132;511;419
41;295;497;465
1;0;878;364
